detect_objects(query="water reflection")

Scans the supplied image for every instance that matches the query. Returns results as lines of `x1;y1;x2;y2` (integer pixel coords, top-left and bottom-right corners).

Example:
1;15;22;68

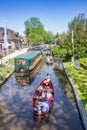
15;60;43;86
15;73;34;86
53;65;75;104
0;59;84;130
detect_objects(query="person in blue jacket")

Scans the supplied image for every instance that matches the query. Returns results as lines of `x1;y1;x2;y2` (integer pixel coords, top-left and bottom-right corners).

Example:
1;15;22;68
41;100;50;112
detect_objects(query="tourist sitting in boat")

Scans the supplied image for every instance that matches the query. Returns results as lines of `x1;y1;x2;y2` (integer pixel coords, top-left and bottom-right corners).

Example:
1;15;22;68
43;83;49;91
37;85;43;97
37;86;53;101
44;73;50;84
41;100;50;112
46;56;50;63
46;89;53;101
38;90;53;113
37;86;47;101
50;56;53;62
38;85;43;91
37;100;50;113
38;91;47;101
33;100;50;114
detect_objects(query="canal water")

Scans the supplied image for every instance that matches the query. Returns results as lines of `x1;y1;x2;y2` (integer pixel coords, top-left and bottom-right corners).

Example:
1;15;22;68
0;59;84;130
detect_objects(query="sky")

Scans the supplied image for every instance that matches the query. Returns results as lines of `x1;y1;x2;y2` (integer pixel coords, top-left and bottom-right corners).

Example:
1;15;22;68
0;0;87;35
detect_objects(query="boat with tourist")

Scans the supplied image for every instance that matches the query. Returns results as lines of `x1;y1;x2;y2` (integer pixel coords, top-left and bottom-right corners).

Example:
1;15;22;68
46;55;54;64
46;51;53;64
32;76;54;121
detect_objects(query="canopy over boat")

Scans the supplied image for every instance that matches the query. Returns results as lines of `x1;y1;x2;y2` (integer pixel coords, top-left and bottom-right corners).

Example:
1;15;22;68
14;51;41;60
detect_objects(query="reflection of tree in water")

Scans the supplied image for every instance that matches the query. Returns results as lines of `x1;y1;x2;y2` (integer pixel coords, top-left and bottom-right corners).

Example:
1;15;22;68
54;66;67;87
53;66;75;103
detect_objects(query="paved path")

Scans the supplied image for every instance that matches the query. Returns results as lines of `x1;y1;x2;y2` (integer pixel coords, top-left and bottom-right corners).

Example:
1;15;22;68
0;48;28;64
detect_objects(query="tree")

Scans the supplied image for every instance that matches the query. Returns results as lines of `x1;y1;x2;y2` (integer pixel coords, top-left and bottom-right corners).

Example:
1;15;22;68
44;31;54;44
24;17;55;45
24;17;45;45
68;13;87;58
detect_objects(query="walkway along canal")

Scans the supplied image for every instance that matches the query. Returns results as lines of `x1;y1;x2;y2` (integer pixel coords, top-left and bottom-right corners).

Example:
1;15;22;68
0;58;85;130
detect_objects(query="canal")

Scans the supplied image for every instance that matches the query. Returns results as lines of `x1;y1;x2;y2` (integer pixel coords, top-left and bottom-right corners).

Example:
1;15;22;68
0;58;84;130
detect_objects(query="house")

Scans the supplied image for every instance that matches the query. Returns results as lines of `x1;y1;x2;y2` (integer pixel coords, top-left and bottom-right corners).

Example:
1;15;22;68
21;35;27;43
0;27;21;52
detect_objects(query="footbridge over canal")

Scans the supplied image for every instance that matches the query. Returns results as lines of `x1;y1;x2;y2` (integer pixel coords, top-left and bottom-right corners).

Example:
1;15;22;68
27;44;56;53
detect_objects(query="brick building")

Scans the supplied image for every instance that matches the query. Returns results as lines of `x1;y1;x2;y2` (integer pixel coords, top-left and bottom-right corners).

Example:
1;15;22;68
0;27;21;52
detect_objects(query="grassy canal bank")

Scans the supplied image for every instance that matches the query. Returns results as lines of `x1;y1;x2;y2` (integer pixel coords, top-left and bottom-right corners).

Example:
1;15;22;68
64;58;87;112
0;59;14;85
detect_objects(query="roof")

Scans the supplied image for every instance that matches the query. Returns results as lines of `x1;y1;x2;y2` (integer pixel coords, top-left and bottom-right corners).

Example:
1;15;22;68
0;27;20;40
21;36;26;41
14;51;41;60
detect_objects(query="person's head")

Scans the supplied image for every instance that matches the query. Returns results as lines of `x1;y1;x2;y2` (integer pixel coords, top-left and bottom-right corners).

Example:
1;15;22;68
47;73;49;76
46;82;49;86
38;85;43;90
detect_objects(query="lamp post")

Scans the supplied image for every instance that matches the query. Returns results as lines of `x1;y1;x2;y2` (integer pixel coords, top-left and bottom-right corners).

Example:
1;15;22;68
71;30;74;64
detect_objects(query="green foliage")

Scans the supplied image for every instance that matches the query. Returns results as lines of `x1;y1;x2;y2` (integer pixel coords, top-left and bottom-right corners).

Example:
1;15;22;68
44;31;54;44
54;32;59;38
0;59;14;83
64;60;87;112
59;33;67;45
24;17;55;45
21;43;28;47
51;46;72;58
0;53;3;59
28;33;44;45
58;13;87;60
24;14;87;59
9;59;14;65
24;17;44;45
67;13;87;59
79;58;87;65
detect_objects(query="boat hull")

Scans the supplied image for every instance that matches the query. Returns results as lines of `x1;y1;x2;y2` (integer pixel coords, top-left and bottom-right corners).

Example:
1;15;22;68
32;79;54;121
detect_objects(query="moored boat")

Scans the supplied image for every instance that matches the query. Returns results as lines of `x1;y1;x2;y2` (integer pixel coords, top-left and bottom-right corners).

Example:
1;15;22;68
14;50;42;72
32;78;54;121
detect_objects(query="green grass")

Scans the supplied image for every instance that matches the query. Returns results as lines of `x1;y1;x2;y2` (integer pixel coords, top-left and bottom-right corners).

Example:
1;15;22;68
64;60;87;112
79;58;87;65
9;59;14;65
0;59;14;83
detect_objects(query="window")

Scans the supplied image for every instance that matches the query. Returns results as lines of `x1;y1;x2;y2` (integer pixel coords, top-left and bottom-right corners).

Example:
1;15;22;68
17;60;26;66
